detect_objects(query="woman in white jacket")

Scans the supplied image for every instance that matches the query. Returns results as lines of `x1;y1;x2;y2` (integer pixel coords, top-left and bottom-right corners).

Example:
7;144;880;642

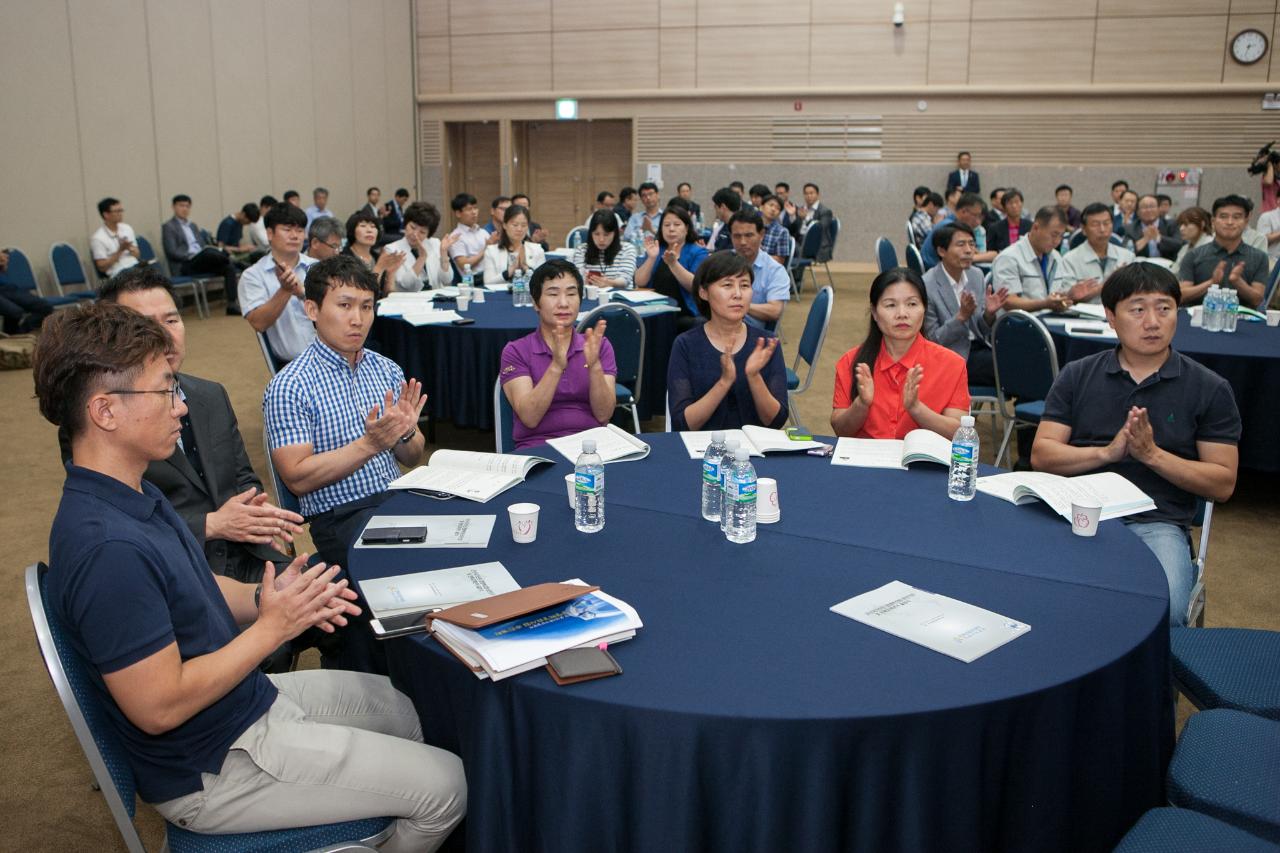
385;201;457;292
482;204;546;285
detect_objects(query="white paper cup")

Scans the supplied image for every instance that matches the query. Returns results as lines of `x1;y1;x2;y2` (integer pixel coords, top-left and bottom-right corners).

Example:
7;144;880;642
565;473;576;509
1070;501;1102;537
508;502;540;543
1267;310;1280;327
585;284;599;301
1189;306;1202;327
756;478;780;523
473;288;486;303
456;295;470;311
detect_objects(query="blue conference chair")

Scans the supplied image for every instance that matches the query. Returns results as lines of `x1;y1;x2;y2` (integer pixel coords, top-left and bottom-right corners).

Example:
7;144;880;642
257;331;288;377
991;310;1059;468
1166;709;1280;844
262;433;301;515
874;237;898;274
903;243;924;276
785;285;834;432
789;221;825;296
1114;807;1279;852
1170;628;1280;721
565;226;589;250
136;235;207;318
2;248;83;307
494;377;515;453
1264;261;1280;309
577;302;645;433
48;243;98;302
25;563;393;853
1185;498;1214;627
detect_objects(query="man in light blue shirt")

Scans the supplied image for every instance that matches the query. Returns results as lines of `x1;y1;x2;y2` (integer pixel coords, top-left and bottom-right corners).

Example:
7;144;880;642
304;186;338;231
729;210;791;332
624;182;663;243
240;204;318;363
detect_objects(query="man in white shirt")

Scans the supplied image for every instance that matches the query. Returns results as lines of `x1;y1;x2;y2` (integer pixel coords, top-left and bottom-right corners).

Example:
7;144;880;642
239;203;317;363
446;193;488;283
248;195;275;250
384;202;457;292
1258;203;1280;270
922;223;1007;386
624;182;663;243
1058;203;1134;304
729;210;790;332
304;187;337;231
991;206;1071;312
89;197;142;278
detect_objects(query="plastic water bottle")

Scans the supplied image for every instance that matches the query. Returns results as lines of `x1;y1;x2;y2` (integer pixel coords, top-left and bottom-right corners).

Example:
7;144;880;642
723;448;758;544
461;263;474;294
948;415;980;502
1203;286;1222;332
1222;288;1240;333
718;439;740;532
701;431;727;522
574;439;605;533
515;268;530;306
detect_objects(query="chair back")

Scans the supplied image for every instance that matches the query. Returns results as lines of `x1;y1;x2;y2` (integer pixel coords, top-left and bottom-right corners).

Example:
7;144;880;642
790;286;834;394
875;238;899;273
262;433;301;514
566;226;589;249
26;563;148;853
577;302;646;404
904;243;924;276
256;332;285;376
1186;499;1214;626
829;217;840;253
991;310;1060;404
664;392;672;432
798;220;823;260
50;243;90;293
1264;261;1280;309
136;235;157;265
3;248;40;292
494;377;515;453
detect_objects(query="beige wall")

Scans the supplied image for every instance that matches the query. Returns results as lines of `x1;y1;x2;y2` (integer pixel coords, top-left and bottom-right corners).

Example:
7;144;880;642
0;0;417;290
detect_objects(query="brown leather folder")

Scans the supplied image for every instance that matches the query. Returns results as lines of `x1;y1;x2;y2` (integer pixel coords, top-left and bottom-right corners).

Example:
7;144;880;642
427;582;599;629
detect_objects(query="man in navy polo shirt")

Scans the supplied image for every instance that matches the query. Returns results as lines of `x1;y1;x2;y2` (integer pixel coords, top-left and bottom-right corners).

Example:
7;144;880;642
35;303;464;850
1031;264;1240;627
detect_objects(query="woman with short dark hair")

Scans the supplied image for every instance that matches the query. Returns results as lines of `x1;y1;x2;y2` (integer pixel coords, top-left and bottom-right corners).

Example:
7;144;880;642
341;211;402;293
573;209;637;290
634;206;707;321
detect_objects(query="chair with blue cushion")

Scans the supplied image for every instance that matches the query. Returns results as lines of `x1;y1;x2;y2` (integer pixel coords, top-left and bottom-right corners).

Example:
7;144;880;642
1165;708;1280;844
1;248;84;308
565;226;588;250
494;376;515;453
903;243;924;276
257;331;287;377
875;237;898;274
968;385;1002;448
262;433;301;515
991;309;1059;468
577;302;645;434
48;243;98;302
24;563;393;853
817;218;839;288
1170;628;1280;721
785;285;833;431
1113;807;1279;852
789;221;825;297
136;235;207;318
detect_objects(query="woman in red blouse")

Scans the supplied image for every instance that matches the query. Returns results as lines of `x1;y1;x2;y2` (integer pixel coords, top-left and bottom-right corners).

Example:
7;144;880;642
831;267;971;440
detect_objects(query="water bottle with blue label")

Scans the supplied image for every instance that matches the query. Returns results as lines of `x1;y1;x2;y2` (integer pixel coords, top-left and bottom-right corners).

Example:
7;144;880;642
574;439;605;533
719;438;740;532
461;263;474;291
947;415;979;502
701;431;727;522
1222;288;1239;333
1203;286;1222;332
723;448;758;544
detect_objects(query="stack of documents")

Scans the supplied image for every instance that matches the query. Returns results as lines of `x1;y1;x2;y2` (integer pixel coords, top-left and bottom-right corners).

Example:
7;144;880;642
830;429;953;469
390;450;553;502
361;561;521;638
547;425;650;463
976;471;1155;523
679;427;828;458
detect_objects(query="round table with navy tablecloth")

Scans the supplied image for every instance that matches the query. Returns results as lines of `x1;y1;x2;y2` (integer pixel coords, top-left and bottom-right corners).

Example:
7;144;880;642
347;434;1172;853
1044;312;1280;471
370;292;677;431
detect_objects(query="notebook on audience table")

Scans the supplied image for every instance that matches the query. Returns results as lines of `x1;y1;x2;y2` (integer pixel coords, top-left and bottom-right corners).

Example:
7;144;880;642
830;430;953;469
546;425;650;463
362;561;521;639
679;427;828;458
389;450;554;502
975;471;1155;523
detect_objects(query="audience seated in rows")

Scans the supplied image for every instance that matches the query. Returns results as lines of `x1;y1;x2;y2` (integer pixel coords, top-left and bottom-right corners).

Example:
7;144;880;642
1032;264;1240;626
1108;179;1129;222
612;186;639;227
775;182;800;236
728;209;790;332
922;224;1007;387
283;189;301;208
676;182;703;228
708;187;740;252
573;209;637;289
757;195;792;265
382;187;411;237
483;196;511;235
304;187;337;230
162;194;241;314
240;203;317;362
341;211;401;294
248;195;276;250
384;201;456;291
216;203;261;260
910;190;941;249
1172;206;1213;270
1059;202;1134;304
939;185;962;222
446;193;488;282
0;248;53;333
983;187;1006;230
511;194;549;251
985;188;1030;254
667;251;788;431
1127;194;1184;262
624;182;663;245
797;183;834;260
1054;184;1082;230
482;204;547;284
500;259;617;449
635;205;708;328
1114;189;1140;237
33;300;465;851
991;205;1070;313
90;197;143;279
1178;194;1268;308
831;268;969;441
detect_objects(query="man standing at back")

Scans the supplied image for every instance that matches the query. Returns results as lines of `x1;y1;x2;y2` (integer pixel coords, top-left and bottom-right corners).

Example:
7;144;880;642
239;203;317;364
162;194;241;314
90;197;142;279
946;151;980;195
798;183;835;263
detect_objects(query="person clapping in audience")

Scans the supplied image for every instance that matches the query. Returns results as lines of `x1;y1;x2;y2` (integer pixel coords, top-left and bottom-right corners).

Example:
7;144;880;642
573;210;637;290
831;267;970;440
1172;206;1213;270
1031;264;1240;626
341;211;402;294
1058;202;1134;304
383;202;457;292
635;205;708;328
499;259;616;449
482;204;546;284
667;252;788;431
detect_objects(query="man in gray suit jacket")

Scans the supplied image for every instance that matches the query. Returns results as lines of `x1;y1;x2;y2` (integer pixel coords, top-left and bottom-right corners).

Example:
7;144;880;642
162;193;243;314
922;223;1008;387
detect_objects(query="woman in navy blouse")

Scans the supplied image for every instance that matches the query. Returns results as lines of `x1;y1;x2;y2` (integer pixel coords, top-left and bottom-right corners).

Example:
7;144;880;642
634;205;708;327
667;251;789;431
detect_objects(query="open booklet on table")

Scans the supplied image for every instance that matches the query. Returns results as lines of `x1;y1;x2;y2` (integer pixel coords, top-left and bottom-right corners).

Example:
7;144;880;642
546;424;650;463
360;561;521;639
389;449;554;502
975;470;1155;523
678;426;828;458
830;429;954;469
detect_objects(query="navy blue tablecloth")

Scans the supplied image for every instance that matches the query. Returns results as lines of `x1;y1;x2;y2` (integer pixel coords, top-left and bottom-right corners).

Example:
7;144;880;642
371;292;677;430
1047;313;1280;471
347;434;1172;853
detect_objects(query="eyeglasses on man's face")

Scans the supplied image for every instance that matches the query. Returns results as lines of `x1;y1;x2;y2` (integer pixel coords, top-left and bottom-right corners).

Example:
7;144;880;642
105;381;182;408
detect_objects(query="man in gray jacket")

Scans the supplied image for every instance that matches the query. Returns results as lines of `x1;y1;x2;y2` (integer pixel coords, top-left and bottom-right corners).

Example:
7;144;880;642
162;194;242;313
922;223;1007;386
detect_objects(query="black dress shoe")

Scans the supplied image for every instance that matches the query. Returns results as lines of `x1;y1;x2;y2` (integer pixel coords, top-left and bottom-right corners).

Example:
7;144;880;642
225;302;242;316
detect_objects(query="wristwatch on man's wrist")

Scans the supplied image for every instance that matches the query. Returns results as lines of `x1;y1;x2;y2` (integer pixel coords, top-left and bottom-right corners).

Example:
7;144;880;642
399;426;418;444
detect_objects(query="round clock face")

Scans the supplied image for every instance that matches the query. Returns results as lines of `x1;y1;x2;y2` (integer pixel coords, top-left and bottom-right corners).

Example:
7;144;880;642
1231;29;1268;65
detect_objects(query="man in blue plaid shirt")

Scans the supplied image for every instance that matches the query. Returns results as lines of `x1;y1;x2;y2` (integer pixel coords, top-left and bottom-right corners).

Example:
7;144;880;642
265;254;426;670
758;194;794;265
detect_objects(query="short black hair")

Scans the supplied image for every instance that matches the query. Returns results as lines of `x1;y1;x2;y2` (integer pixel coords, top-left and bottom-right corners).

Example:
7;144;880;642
712;188;742;212
693;251;754;319
283;190;300;202
774;182;790;192
1002;188;1024;205
97;197;120;217
1111;179;1129;191
1101;261;1180;313
913;185;931;199
728;209;765;232
596;190;615;204
98;264;177;306
511;193;530;205
748;183;771;200
403;201;440;237
945;185;962;201
491;195;511;209
313;186;329;196
955;192;983;212
729;181;746;192
989;187;1004;201
241;203;261;222
345;210;382;245
304;253;380;306
1032;205;1065;228
803;182;819;193
618;186;637;202
265;202;307;231
529;257;583;303
395;187;410;199
667;196;693;214
260;194;278;208
451;192;477;212
931;223;975;253
957;151;970;159
1156;193;1172;206
926;191;945;208
1055;184;1073;195
366;186;380;195
1212;194;1253;216
677;182;692;192
761;194;783;209
638;182;659;194
171;194;191;205
1080;202;1112;224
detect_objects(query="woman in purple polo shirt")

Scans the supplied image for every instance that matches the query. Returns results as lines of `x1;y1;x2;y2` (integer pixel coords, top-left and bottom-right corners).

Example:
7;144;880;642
500;258;617;448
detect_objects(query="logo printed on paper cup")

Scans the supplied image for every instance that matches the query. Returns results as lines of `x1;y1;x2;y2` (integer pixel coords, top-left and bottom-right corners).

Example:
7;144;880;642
1073;511;1092;529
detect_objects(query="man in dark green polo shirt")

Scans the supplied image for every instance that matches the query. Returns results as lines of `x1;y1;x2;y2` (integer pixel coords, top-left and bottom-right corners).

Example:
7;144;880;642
1177;194;1268;308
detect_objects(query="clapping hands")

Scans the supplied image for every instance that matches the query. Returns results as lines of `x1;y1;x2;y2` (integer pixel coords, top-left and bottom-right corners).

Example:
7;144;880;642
363;380;426;451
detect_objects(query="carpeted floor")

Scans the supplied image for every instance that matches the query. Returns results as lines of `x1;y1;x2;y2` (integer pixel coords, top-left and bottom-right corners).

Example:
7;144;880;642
2;272;1276;850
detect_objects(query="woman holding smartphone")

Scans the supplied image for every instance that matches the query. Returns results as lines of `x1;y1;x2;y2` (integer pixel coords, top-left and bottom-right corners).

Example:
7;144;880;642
573;209;636;290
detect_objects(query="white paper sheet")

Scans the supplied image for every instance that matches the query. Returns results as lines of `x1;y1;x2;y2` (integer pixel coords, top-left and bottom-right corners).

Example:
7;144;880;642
546;424;650;463
359;561;519;619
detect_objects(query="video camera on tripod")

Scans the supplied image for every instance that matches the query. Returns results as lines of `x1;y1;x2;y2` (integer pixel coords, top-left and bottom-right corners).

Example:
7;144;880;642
1248;141;1280;175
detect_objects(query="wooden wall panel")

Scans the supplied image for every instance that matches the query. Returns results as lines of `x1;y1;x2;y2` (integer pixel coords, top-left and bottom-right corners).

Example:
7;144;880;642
1222;14;1277;81
810;0;928;25
659;0;696;27
697;26;810;87
927;20;970;83
813;25;930;86
967;19;1096;84
660;29;697;89
553;0;658;30
930;0;973;22
416;0;449;31
698;0;806;27
1273;14;1280;79
1097;0;1230;15
457;34;552;92
1095;17;1228;83
418;37;452;92
972;0;1096;19
1228;0;1277;13
449;0;549;36
553;29;660;90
